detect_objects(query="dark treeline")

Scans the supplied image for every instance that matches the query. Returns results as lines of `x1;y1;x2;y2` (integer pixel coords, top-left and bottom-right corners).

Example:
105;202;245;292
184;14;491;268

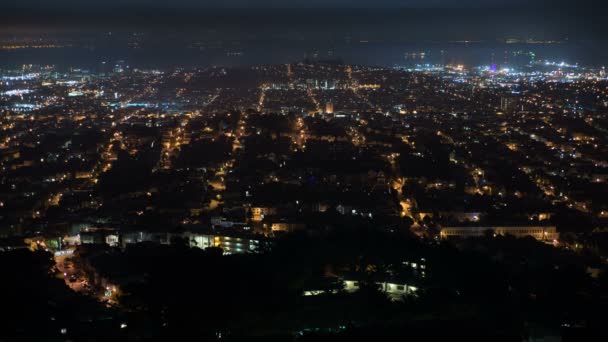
2;227;606;340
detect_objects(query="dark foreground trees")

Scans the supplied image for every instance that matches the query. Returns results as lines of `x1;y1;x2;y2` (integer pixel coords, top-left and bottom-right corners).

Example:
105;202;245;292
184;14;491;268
2;229;606;341
0;249;119;340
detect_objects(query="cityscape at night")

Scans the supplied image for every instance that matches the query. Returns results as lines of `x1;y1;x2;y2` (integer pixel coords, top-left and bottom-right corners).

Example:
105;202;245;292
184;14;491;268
0;0;607;341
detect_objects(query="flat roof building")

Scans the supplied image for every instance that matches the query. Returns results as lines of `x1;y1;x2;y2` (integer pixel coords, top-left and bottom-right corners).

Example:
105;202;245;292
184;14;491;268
440;225;558;241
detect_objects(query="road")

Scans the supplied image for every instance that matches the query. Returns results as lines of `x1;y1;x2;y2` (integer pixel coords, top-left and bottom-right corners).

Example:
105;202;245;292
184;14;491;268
54;250;90;294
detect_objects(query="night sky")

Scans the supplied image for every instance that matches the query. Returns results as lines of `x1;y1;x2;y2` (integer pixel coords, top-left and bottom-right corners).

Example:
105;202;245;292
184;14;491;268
0;0;604;40
0;0;595;9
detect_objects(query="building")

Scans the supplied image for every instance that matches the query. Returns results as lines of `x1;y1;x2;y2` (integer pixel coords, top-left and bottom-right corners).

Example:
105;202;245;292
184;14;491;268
325;101;334;114
304;279;418;301
187;232;267;254
440;225;559;241
249;207;277;222
80;229;114;245
418;211;483;223
344;280;418;299
270;222;306;233
500;95;518;112
76;228;266;254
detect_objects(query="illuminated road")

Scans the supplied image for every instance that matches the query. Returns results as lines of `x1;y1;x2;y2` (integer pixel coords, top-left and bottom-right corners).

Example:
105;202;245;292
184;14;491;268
55;251;90;294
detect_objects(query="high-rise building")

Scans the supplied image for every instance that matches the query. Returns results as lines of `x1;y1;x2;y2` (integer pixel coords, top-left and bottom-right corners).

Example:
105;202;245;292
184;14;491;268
325;102;334;114
500;96;518;113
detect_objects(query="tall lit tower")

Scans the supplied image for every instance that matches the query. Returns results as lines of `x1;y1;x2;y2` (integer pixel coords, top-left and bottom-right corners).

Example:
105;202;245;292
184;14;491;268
325;102;334;114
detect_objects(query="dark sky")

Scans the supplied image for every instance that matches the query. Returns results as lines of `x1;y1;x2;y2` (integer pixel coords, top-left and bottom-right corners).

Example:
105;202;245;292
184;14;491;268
0;0;588;9
0;0;604;40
